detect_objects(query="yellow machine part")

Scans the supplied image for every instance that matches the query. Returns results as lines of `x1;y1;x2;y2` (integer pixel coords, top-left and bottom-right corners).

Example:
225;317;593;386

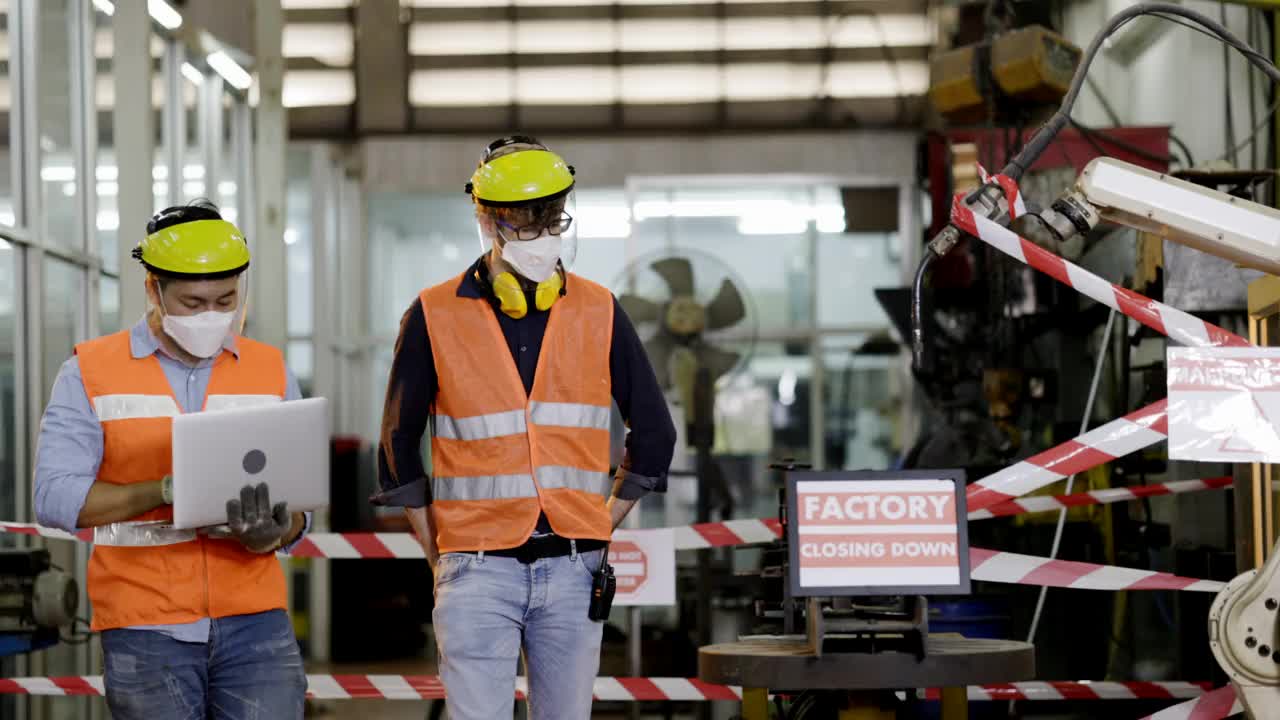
929;25;1081;122
990;25;1081;102
929;45;983;119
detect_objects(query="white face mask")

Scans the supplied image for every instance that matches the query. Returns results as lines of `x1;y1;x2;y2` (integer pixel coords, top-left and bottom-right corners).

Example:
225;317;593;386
158;294;236;359
501;233;562;283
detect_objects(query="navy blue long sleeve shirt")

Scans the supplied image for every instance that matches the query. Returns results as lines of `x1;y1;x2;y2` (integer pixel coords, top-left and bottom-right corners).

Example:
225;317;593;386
374;260;676;508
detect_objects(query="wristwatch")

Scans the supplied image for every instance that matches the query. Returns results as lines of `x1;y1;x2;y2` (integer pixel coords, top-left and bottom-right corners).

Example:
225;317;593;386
161;475;174;505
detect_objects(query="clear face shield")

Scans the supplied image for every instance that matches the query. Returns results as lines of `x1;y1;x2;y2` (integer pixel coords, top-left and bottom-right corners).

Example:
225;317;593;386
476;191;578;280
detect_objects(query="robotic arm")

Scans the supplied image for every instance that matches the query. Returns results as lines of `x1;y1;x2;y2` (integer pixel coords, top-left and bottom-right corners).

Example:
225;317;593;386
1211;544;1280;718
1014;157;1280;277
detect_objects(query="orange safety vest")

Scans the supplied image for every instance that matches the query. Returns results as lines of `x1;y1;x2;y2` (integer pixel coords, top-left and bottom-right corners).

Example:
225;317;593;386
75;330;289;632
421;271;615;553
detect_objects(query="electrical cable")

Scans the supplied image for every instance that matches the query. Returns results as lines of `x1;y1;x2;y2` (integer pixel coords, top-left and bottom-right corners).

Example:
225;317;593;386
1248;10;1259;170
1001;3;1280;183
1214;94;1280;166
1222;3;1238;167
1069;118;1173;166
1169;134;1196;169
1024;310;1115;648
1010;308;1115;717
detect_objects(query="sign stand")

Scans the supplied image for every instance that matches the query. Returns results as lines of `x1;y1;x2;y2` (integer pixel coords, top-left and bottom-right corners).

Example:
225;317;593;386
783;469;970;661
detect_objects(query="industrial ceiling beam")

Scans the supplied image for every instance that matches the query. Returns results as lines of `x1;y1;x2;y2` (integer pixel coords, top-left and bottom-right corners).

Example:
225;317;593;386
355;0;409;133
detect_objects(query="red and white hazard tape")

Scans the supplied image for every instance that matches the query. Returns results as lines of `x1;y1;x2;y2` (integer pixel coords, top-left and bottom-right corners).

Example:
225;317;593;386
921;681;1212;702
950;176;1249;351
950;173;1250;513
0;523;90;543
0;675;741;701
0;519;1227;592
0;472;1235;553
969;547;1223;592
966;399;1172;512
0;675;1223;705
1141;686;1240;720
970;476;1233;520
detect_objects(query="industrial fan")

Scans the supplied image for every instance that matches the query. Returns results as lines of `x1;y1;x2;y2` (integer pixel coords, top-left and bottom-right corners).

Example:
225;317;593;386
614;250;755;409
613;250;757;655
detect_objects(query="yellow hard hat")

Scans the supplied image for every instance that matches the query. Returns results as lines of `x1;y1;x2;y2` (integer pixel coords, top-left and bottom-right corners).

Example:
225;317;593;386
133;203;250;278
466;136;575;207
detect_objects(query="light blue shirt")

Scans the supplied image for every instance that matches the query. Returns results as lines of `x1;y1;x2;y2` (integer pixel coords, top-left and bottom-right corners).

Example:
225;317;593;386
33;317;312;643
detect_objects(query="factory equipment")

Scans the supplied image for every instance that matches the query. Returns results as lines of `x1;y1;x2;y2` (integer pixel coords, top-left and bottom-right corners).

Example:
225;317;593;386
0;549;78;656
930;24;1082;124
913;5;1280;715
1211;537;1280;717
616;251;756;655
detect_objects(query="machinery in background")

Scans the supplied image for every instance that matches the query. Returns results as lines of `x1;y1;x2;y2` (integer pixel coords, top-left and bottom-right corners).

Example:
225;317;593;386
0;548;78;657
1212;534;1280;716
615;251;757;654
930;23;1081;125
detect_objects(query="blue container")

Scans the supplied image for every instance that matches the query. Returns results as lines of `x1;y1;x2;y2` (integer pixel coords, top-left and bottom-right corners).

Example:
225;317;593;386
928;597;1012;640
907;597;1012;720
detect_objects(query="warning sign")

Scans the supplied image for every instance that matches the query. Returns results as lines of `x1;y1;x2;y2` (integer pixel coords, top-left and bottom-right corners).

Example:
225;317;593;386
787;471;969;596
609;529;675;607
1168;347;1280;463
609;541;648;593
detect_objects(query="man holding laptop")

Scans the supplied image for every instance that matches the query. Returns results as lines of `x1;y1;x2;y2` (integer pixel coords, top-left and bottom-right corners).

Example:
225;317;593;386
375;136;676;719
34;201;311;719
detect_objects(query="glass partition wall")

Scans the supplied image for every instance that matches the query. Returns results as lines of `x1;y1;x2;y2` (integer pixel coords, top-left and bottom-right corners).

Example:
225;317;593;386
0;2;259;717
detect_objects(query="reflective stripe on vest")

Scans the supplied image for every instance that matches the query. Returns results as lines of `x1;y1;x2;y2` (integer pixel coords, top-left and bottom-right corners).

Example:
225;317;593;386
432;474;539;502
434;410;527;441
205;394;283;412
93;521;197;547
535;466;612;497
93;394;180;421
528;401;611;430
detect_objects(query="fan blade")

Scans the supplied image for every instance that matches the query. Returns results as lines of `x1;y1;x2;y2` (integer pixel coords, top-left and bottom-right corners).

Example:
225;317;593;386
643;332;677;390
651;257;695;297
704;278;746;331
694;341;741;380
618;293;664;325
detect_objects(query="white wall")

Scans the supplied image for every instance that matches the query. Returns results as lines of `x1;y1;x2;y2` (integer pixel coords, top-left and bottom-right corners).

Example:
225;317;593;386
1063;0;1270;169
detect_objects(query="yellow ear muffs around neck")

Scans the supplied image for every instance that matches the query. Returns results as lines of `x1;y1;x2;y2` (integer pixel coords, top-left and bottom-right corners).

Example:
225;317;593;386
491;270;563;319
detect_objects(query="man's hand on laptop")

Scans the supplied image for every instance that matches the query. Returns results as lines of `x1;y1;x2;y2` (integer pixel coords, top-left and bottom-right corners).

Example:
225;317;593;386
226;482;291;554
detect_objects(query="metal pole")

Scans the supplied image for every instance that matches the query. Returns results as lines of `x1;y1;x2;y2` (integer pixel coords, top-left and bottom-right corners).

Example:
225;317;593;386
113;0;152;326
252;0;288;352
163;40;184;208
625;506;642;720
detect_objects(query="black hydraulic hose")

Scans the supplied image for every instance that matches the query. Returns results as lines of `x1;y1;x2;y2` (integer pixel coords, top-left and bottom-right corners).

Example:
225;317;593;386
910;250;936;375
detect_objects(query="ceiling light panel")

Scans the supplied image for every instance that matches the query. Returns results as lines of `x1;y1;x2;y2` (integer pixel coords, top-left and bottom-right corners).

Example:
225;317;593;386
408;60;927;106
284;23;355;66
283;69;357;107
411;14;932;56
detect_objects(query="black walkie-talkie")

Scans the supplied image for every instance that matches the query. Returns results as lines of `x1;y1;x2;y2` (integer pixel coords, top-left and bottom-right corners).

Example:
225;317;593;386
588;552;616;621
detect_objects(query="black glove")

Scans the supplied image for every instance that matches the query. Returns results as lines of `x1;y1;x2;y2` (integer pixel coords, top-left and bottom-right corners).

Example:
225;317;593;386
226;482;291;554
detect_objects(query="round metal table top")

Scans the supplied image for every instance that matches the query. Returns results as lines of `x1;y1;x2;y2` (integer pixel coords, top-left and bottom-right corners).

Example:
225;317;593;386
699;635;1036;690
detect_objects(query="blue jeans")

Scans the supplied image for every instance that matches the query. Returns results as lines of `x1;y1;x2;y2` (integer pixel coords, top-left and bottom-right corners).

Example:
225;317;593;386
101;609;306;720
433;548;605;720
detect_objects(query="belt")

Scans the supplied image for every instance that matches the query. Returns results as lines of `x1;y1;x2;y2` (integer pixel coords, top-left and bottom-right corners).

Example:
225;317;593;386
464;535;607;564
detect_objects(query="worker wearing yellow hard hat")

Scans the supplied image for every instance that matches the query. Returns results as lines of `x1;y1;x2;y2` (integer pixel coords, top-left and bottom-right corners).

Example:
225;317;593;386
34;200;310;719
374;136;676;719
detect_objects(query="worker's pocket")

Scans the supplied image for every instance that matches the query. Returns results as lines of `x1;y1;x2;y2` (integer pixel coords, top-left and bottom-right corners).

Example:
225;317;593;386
433;553;472;587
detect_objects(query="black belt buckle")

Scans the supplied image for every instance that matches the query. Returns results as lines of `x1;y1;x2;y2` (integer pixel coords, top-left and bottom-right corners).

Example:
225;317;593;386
513;535;566;563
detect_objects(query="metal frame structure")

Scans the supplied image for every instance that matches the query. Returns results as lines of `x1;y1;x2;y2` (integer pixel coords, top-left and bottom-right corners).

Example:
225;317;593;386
0;2;267;717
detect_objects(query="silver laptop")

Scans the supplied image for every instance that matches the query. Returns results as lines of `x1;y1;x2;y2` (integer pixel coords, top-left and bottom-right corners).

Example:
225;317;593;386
170;397;330;529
